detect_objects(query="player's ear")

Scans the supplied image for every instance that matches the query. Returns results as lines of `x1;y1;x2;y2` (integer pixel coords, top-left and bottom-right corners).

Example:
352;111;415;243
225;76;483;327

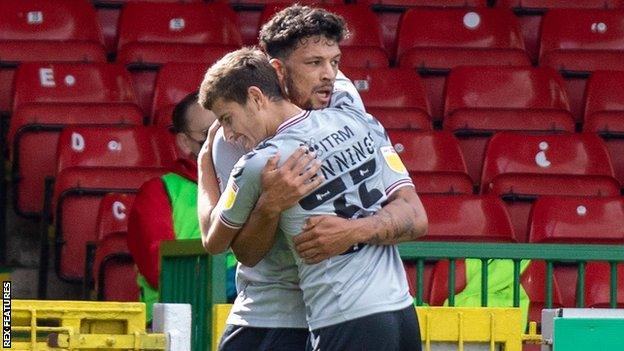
247;86;264;111
270;58;287;90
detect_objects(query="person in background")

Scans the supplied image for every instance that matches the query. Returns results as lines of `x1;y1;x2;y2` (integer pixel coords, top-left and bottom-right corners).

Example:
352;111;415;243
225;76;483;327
127;92;237;321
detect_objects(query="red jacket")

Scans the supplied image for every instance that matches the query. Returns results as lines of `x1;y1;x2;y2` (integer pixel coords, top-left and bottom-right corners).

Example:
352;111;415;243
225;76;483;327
127;158;198;288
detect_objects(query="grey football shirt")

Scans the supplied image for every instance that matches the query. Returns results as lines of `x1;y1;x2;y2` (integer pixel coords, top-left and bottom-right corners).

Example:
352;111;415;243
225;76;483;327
212;72;367;329
216;92;414;330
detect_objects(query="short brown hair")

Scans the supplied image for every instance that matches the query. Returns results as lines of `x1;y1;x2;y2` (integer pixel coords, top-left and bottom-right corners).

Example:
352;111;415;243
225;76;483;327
198;47;284;110
259;5;349;59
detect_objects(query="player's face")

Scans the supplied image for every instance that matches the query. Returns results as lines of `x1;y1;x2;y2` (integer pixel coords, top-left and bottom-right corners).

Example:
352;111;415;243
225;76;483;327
212;97;266;151
280;35;341;110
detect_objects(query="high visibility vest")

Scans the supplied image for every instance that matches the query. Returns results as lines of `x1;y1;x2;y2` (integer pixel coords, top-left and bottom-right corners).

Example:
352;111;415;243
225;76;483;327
137;173;237;320
444;259;531;330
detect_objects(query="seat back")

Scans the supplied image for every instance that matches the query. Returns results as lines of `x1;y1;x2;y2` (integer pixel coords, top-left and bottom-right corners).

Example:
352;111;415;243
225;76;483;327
92;193;138;301
421;194;516;242
12;62;138;112
96;193;136;242
341;67;431;130
387;130;473;194
151;62;208;126
529;196;624;244
584;262;624;308
444;65;574;183
540;9;624;123
55;126;177;174
482;132;616;191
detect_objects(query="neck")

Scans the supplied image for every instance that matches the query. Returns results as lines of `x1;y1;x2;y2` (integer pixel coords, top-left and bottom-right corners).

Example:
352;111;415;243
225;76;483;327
265;99;303;136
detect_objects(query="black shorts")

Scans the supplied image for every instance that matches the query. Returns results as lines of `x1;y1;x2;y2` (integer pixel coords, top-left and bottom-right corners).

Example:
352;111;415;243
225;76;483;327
218;325;308;351
306;305;422;351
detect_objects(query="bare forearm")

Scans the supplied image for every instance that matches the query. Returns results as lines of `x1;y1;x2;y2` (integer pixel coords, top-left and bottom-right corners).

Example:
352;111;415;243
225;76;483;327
230;195;281;266
357;187;428;245
198;151;230;252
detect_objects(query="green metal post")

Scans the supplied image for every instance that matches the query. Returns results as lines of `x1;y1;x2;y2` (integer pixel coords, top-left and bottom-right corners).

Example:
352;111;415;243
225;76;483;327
513;259;521;308
546;261;553;308
448;258;456;307
481;259;488;307
416;259;424;306
577;261;586;308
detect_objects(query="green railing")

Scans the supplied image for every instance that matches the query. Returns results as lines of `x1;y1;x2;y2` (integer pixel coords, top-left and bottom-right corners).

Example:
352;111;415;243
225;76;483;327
160;239;227;351
399;242;624;308
160;240;624;350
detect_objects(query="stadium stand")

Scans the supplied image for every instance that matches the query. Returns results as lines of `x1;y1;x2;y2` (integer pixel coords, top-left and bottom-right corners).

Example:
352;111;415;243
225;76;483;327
341;67;431;130
8;62;142;218
0;0;105;116
90;193;139;302
482;132;621;243
117;1;242;114
583;70;624;187
259;3;389;68
387;130;474;194
429;260;565;327
496;0;624;63
45;126;175;286
443;65;575;184
540;9;624;124
151;62;209;127
396;7;529;119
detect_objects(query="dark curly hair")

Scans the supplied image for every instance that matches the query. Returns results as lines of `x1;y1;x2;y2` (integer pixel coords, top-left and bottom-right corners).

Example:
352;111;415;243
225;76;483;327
258;5;349;59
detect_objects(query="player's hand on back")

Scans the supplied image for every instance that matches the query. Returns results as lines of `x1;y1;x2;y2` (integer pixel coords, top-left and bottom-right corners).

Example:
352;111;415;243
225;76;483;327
294;215;363;264
256;146;325;215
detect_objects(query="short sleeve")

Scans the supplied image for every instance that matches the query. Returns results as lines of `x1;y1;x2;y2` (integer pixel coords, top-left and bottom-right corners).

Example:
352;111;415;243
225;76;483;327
367;114;414;196
212;127;246;193
214;151;268;229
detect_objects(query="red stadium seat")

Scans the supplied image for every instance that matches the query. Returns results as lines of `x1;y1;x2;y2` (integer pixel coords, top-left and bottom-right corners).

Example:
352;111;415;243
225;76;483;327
117;2;242;114
584;70;624;186
529;196;624;244
49;126;175;283
91;193;139;301
8;63;142;218
420;194;516;242
387;130;473;194
341;67;431;130
259;4;389;68
396;8;529;119
584;262;624;308
482;132;620;242
443;65;574;183
429;260;564;325
152;62;209;127
540;9;624;124
0;0;105;115
497;0;623;64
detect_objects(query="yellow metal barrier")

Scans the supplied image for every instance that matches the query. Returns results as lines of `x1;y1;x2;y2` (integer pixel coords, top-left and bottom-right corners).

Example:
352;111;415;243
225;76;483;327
211;304;541;351
9;300;166;350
